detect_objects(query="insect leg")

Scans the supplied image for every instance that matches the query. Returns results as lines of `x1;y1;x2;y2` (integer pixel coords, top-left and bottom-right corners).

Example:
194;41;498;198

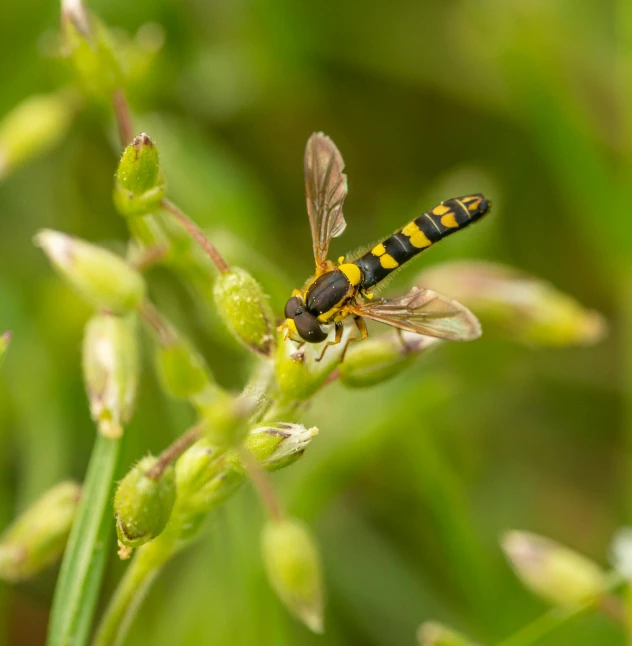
395;327;414;354
339;316;368;363
314;323;343;362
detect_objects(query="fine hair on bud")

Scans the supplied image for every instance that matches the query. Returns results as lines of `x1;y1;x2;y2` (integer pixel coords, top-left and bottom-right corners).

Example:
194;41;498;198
114;456;177;548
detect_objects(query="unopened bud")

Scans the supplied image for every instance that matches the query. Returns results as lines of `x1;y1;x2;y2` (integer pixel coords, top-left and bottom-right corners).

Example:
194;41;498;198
114;133;166;217
418;261;606;347
114;456;176;548
196;389;258;449
262;517;324;633
275;332;342;401
157;338;213;400
61;1;123;97
245;423;318;471
175;444;245;538
339;334;439;388
213;267;275;356
35;230;146;313
83;313;139;438
0;92;76;180
417;622;476;646
0;481;81;582
502;530;608;608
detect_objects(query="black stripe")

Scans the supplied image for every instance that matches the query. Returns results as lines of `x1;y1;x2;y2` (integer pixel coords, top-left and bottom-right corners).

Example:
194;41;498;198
414;214;444;242
354;253;390;289
383;233;416;264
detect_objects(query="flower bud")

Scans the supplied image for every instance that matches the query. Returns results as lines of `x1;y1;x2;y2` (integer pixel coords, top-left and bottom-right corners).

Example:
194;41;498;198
245;423;318;471
114;456;176;548
156;337;213;400
60;0;123;97
213;267;275;356
0;92;76;180
417;261;606;347
417;622;476;646
339;334;439;389
262;517;325;633
195;389;258;449
0;481;81;582
502;530;608;608
35;230;146;313
175;444;245;539
275;334;340;401
114;133;166;217
82;313;139;438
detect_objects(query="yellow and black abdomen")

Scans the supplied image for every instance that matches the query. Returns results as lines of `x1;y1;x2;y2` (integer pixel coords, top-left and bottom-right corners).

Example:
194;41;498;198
354;194;491;289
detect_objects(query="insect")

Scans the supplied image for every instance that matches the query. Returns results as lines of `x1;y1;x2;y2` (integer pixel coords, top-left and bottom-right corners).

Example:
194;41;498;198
280;132;492;361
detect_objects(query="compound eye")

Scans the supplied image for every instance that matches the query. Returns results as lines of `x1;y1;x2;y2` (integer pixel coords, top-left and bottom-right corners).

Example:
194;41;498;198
284;296;303;319
294;312;328;343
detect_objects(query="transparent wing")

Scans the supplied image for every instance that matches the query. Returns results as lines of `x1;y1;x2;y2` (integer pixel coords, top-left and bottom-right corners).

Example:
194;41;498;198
304;132;348;270
349;287;481;341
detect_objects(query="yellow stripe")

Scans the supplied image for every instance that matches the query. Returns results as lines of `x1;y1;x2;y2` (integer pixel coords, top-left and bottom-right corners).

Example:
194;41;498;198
440;212;458;228
432;204;450;215
339;263;361;286
371;243;386;256
379;254;399;269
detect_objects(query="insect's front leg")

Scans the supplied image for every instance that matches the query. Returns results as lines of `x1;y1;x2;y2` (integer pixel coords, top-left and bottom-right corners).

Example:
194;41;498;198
314;323;343;362
339;315;368;363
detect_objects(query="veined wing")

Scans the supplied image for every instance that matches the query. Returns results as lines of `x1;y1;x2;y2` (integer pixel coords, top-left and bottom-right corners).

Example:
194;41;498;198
304;133;348;271
349;287;481;341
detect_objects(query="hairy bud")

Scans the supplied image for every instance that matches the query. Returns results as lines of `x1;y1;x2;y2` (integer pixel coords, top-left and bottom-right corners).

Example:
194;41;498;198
114;456;176;548
35;230;145;313
245;423;318;471
114;133;166;217
213;267;275;356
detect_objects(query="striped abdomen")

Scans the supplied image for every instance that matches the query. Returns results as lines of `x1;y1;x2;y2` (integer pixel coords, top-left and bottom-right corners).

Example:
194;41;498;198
353;194;491;289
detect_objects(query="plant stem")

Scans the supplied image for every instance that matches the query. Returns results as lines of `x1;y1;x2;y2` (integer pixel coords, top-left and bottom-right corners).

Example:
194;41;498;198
239;447;283;521
138;301;177;346
91;530;179;646
47;432;122;646
160;198;230;274
495;607;583;646
145;425;202;480
112;89;133;148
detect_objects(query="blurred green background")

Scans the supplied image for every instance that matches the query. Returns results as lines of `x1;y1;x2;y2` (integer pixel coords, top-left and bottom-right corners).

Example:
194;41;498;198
0;0;624;644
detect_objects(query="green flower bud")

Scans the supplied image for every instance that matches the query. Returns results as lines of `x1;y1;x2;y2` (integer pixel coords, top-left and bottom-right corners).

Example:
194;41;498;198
175;443;245;539
83;313;139;438
35;230;146;313
262;518;325;633
0;481;81;582
156;338;213;400
339;334;439;389
195;389;259;449
114;133;166;217
502;530;608;608
0;91;76;180
60;0;123;97
114;456;176;548
245;423;318;471
275;334;340;401
417;622;477;646
418;261;607;347
213;267;275;356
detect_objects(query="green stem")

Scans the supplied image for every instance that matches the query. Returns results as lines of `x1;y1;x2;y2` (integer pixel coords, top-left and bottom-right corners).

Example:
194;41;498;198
495;607;583;646
47;432;122;646
92;532;179;646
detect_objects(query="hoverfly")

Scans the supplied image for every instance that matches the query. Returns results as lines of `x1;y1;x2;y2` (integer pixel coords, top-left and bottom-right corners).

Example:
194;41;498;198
280;133;491;361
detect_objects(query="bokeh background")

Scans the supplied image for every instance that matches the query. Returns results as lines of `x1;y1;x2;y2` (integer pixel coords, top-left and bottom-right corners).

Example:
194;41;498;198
0;1;624;645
